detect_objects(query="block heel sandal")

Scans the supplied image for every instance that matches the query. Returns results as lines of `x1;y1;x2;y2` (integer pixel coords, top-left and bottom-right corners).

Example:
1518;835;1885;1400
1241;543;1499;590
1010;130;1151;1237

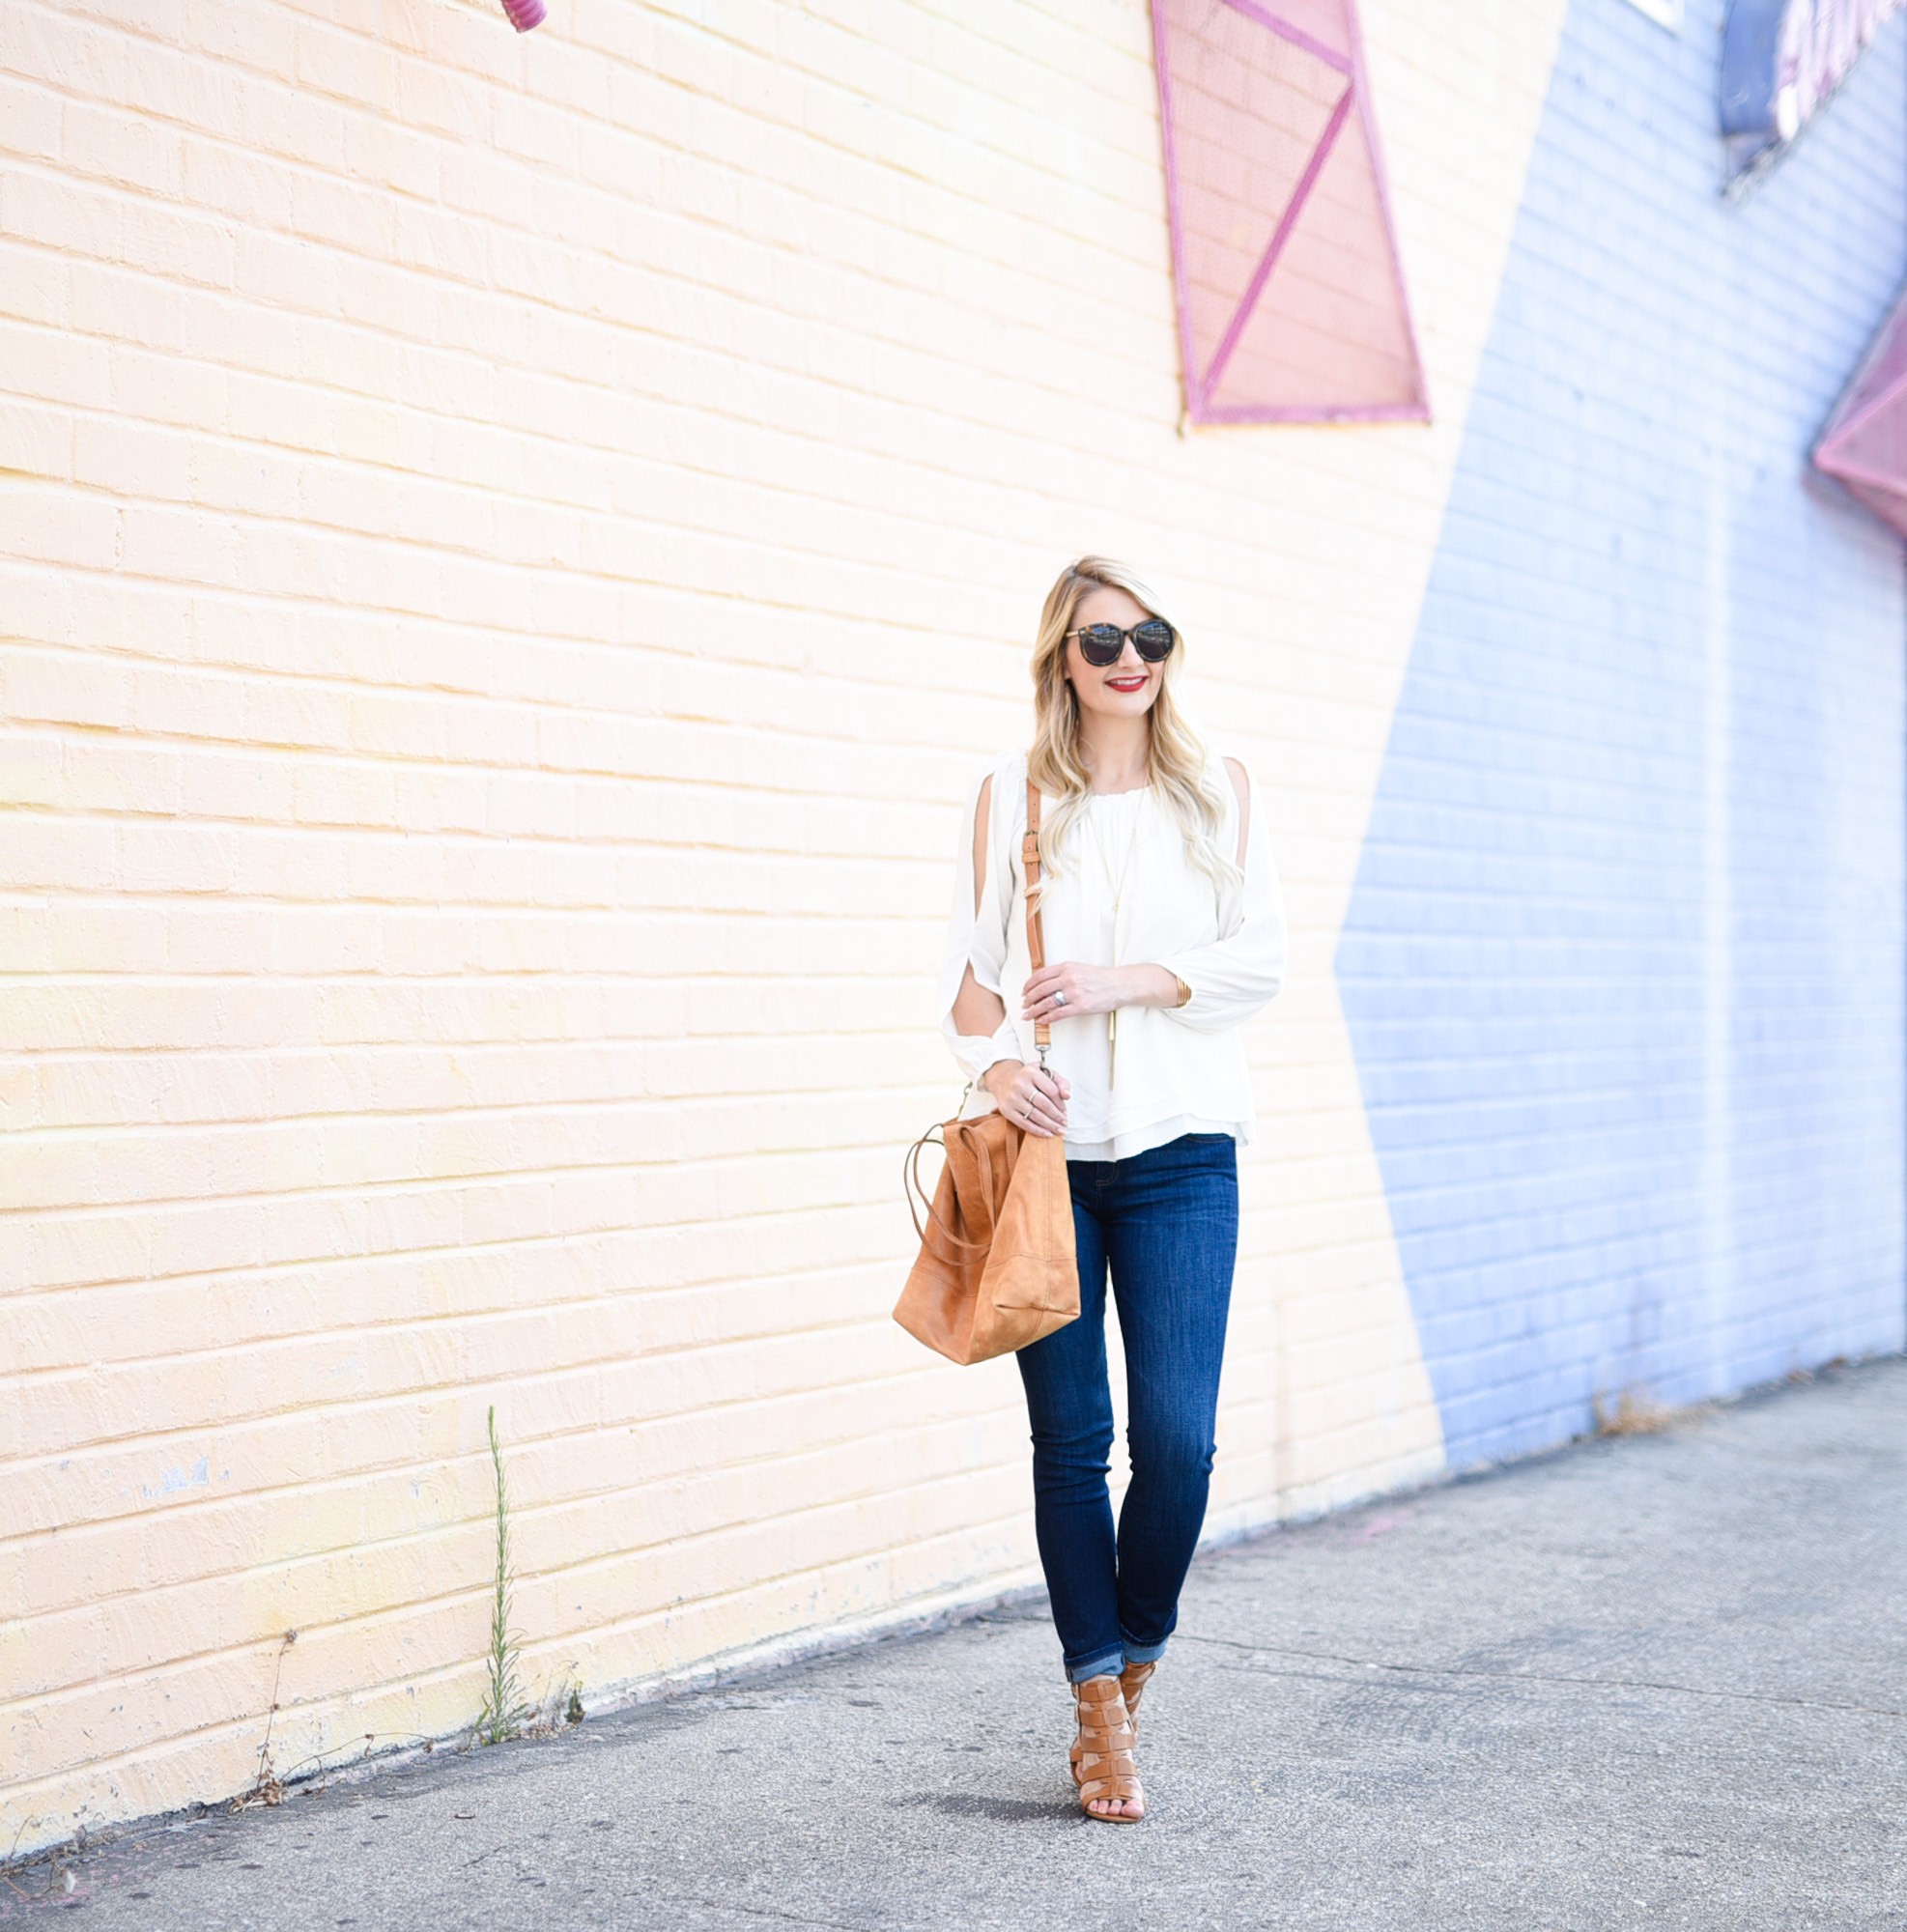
1119;1660;1156;1729
1068;1676;1145;1823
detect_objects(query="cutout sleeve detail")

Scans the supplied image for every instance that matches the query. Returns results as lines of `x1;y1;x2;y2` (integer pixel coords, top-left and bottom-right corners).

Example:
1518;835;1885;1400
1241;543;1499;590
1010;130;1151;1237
937;757;1025;1084
1157;758;1288;1035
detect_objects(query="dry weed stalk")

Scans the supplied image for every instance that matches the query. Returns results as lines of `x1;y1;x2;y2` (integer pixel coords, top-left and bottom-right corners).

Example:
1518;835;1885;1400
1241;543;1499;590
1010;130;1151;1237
475;1405;528;1747
1593;1388;1677;1436
234;1629;299;1809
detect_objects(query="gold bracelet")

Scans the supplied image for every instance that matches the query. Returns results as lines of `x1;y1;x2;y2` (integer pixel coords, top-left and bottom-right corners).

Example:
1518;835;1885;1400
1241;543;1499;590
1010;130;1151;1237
1173;975;1192;1009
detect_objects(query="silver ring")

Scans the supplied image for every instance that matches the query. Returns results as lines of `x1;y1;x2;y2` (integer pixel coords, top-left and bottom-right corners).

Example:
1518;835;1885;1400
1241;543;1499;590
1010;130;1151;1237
1052;990;1067;1008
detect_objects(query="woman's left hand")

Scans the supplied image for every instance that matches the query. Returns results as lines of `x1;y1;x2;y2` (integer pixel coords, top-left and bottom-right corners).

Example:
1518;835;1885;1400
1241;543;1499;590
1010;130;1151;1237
1023;962;1130;1023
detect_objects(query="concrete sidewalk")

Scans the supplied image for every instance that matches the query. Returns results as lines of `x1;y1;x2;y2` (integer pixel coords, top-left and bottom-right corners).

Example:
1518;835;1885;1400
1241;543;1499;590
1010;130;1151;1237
14;1358;1906;1931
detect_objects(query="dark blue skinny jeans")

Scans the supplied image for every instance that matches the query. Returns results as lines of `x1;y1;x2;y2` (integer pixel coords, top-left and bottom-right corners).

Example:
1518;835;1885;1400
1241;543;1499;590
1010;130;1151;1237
1014;1130;1239;1686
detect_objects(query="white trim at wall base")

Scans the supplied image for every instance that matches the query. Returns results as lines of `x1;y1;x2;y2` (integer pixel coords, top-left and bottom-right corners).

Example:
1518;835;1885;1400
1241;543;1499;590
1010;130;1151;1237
575;1568;1050;1721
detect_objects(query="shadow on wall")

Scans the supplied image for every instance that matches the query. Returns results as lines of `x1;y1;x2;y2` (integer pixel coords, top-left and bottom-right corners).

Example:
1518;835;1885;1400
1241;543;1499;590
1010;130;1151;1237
1334;0;1907;1469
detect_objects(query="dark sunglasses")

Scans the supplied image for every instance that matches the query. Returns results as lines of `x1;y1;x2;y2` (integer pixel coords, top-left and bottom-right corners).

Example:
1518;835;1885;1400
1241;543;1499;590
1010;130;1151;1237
1066;620;1177;668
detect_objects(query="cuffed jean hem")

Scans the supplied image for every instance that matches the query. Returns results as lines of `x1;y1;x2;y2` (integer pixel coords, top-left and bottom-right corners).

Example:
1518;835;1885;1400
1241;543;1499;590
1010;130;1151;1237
1064;1646;1127;1686
1063;1633;1170;1685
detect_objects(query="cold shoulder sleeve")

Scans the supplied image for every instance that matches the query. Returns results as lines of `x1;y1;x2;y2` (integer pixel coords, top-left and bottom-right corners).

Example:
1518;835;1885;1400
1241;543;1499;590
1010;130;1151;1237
1156;757;1288;1035
936;757;1025;1082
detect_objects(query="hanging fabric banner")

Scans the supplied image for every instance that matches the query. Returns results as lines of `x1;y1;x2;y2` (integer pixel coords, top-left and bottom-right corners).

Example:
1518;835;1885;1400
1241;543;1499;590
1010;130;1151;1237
1722;0;1904;185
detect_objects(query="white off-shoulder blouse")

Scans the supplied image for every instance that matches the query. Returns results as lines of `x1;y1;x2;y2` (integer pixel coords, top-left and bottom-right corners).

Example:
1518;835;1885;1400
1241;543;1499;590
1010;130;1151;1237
936;749;1288;1162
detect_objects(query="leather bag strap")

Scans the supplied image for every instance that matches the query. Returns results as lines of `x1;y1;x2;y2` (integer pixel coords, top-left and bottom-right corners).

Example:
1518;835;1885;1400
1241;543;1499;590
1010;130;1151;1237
898;775;1050;1262
904;1120;1006;1259
1022;779;1049;1063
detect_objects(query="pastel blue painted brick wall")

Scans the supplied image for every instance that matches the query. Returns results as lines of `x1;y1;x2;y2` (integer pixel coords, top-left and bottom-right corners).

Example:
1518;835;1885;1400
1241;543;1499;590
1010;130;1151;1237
1337;0;1907;1469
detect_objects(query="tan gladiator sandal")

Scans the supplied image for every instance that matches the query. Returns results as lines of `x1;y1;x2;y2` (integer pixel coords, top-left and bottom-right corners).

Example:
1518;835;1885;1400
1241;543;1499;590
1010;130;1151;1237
1068;1676;1145;1823
1119;1660;1156;1729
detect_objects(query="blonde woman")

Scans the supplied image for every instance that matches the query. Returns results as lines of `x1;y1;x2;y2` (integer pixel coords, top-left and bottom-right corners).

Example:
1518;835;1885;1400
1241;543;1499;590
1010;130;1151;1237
938;557;1288;1823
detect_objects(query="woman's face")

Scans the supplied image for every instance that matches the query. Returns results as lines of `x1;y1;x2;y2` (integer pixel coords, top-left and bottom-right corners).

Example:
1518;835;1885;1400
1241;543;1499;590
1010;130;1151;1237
1065;585;1164;723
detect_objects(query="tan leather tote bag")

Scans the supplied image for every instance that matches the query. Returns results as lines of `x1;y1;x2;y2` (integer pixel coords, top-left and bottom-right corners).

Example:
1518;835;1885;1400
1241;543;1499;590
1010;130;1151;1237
894;780;1080;1365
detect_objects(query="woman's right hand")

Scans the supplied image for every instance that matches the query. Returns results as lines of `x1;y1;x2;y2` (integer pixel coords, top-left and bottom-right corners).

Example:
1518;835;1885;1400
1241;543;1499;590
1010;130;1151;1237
982;1060;1070;1138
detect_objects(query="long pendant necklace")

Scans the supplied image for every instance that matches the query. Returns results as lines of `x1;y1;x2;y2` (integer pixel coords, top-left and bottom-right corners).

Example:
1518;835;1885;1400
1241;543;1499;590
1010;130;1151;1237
1087;792;1146;1087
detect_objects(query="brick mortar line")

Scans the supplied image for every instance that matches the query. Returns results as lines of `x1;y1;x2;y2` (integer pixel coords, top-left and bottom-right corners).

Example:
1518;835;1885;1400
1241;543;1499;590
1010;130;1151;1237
0;1369;1026;1495
0;1528;1054;1799
1;1275;1216;1336
0;460;1235;612
1;1443;1039;1615
0;143;1182;386
0;1150;954;1216
1;118;1174;302
2;0;1172;199
0;805;992;859
0;335;1216;538
0;538;1413;665
0;554;1433;670
0;781;1011;830
0;742;1068;794
1;1087;966;1134
0;310;1200;526
0;746;1349;806
1370;1137;1894;1183
0;1423;1036;1561
0;1294;1348;1416
0;677;1372;752
6;0;1170;192
1;1263;920;1319
0;1509;1043;1739
1;1233;922;1290
0;1463;1040;1604
0;1181;1022;1260
3;1350;1325;1463
5;1324;967;1408
0;1212;1352;1312
2;1103;970;1138
13;1083;1832;1154
3;1333;1334;1414
0;971;956;989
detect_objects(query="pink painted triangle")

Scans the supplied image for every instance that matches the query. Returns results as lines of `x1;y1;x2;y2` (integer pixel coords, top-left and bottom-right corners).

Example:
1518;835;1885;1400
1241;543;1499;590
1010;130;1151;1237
1153;0;1428;424
1815;283;1907;538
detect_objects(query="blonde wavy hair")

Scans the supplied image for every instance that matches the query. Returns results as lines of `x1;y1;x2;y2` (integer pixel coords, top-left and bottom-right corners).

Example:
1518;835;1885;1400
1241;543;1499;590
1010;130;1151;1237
1027;556;1239;895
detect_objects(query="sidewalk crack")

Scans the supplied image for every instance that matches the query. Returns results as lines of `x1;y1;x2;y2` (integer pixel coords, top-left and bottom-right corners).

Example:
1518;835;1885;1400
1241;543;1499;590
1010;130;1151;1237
1177;1635;1907;1719
665;1895;895;1932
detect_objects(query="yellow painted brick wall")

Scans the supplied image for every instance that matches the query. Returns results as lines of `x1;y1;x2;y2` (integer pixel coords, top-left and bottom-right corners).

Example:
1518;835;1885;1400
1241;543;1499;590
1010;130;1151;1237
0;0;1565;1855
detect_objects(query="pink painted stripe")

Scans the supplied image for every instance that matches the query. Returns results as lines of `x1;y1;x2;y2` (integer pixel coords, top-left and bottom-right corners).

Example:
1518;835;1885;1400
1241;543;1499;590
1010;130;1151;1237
1815;447;1907;492
1344;0;1430;421
1198;81;1354;410
1199;399;1433;424
1820;363;1907;448
1221;0;1354;75
1153;1;1204;426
